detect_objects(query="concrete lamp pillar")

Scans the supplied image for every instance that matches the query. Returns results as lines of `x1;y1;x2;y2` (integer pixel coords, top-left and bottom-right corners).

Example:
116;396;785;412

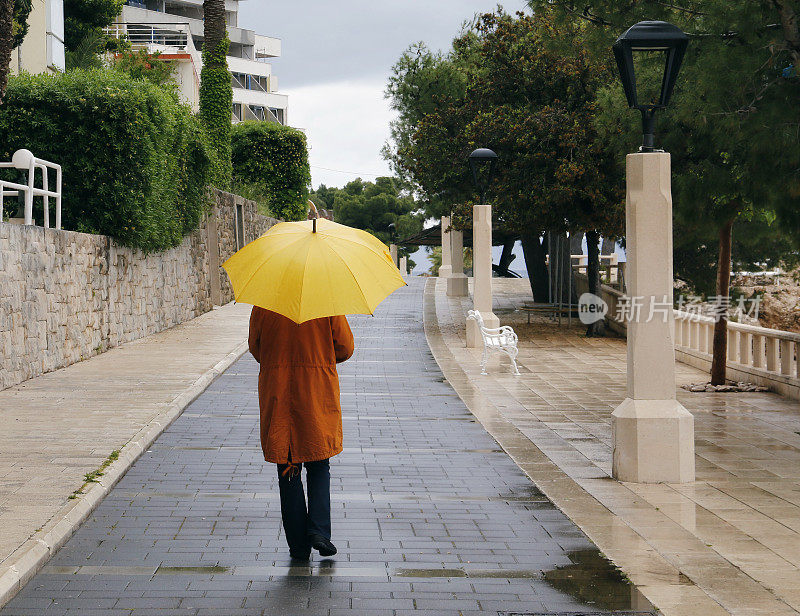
399;256;408;276
447;227;468;297
466;204;499;348
611;152;695;483
389;244;398;268
439;215;452;278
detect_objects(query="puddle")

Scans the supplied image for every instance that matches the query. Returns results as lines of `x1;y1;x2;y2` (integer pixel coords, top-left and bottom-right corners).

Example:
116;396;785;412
157;565;230;575
542;549;656;612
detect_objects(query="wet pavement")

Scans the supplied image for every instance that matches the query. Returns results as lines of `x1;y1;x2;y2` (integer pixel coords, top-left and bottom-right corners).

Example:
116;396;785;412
0;279;653;615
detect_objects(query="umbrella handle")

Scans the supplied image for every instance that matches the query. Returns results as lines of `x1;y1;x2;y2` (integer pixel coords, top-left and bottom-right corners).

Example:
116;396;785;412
313;218;317;233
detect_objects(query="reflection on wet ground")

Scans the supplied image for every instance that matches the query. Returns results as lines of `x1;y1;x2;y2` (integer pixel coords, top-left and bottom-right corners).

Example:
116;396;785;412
543;550;654;612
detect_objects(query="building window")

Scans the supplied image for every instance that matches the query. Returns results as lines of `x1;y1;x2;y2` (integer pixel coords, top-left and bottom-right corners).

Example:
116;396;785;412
232;103;242;122
269;108;284;124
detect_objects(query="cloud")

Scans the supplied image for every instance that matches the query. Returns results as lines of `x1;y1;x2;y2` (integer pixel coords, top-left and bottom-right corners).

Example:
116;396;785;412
286;80;394;189
238;1;529;88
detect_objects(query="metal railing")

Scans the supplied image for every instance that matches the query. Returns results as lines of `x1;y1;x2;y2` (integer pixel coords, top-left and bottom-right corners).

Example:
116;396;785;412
104;22;191;51
0;149;62;230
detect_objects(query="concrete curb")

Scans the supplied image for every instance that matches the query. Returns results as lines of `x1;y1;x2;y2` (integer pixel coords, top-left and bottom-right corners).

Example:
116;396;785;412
0;340;248;609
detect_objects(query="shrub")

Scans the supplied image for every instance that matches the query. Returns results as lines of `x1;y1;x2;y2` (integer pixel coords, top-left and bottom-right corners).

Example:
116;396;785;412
231;121;310;221
0;69;211;251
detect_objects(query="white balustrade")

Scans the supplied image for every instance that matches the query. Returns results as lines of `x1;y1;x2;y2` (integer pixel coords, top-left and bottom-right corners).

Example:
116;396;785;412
0;149;62;229
674;310;800;381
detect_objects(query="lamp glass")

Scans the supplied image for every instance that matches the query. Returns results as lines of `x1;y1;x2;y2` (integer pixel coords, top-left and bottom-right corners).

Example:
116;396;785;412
631;49;668;108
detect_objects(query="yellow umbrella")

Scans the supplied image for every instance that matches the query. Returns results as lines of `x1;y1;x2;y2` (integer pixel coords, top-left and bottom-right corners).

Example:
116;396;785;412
222;217;406;323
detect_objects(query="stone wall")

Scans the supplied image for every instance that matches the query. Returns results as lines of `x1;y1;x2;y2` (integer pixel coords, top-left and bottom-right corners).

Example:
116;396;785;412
0;189;277;390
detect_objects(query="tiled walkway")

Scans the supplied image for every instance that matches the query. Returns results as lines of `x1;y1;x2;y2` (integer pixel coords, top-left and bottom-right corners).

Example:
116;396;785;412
0;279;650;615
429;277;800;616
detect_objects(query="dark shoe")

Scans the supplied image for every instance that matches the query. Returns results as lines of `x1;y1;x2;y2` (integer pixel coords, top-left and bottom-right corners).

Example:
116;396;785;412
309;534;336;557
289;549;310;561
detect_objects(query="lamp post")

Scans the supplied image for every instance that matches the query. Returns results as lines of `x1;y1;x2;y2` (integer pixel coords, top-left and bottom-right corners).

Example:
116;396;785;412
466;148;500;348
439;215;453;278
388;222;398;268
610;21;694;483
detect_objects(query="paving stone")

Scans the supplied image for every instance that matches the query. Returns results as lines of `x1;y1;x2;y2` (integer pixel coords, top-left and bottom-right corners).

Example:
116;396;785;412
0;279;647;615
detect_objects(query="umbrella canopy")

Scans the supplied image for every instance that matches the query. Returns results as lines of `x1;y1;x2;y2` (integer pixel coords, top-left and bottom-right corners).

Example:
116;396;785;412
222;218;406;324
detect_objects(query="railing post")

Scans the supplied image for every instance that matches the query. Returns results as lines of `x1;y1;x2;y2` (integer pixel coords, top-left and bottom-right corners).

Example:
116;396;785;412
727;329;738;362
56;166;62;230
739;331;751;366
780;339;794;376
766;337;778;372
41;165;50;229
752;335;765;369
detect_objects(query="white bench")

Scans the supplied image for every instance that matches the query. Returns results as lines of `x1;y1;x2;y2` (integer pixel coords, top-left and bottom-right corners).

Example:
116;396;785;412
466;310;520;376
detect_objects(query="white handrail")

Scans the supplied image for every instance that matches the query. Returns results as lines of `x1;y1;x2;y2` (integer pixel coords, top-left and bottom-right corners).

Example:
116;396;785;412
0;149;62;229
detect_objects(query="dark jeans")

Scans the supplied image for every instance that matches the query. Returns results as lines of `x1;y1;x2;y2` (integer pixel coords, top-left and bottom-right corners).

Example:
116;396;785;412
276;459;331;555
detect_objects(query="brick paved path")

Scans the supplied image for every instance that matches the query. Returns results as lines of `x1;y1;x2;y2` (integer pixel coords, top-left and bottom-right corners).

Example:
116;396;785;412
1;279;649;615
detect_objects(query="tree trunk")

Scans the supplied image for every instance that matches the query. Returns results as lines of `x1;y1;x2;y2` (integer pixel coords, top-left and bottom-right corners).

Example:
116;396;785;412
710;219;734;385
585;229;606;337
497;239;516;275
552;231;576;306
0;0;14;103
201;0;233;188
203;0;226;59
569;232;584;256
521;231;549;302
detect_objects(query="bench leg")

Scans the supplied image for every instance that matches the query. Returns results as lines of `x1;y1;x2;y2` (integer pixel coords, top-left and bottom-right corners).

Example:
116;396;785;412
480;347;489;375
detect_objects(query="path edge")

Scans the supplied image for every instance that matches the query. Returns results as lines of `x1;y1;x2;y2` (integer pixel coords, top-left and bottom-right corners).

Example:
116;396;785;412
0;340;248;609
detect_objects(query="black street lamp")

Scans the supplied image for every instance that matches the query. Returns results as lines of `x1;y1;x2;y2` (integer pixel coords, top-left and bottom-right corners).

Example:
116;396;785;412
468;148;498;203
613;21;688;152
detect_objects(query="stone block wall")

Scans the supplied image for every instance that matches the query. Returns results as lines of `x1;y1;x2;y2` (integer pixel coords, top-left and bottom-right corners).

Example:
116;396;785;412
0;189;277;390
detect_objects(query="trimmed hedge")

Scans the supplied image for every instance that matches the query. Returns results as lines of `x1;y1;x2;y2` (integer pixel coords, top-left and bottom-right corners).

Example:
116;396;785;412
0;69;211;252
231;121;310;221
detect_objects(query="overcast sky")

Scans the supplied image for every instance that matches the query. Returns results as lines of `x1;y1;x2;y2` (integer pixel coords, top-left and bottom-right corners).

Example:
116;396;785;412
238;1;528;189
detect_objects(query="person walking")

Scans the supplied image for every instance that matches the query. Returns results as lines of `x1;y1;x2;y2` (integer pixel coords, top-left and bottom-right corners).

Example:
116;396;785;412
249;306;354;560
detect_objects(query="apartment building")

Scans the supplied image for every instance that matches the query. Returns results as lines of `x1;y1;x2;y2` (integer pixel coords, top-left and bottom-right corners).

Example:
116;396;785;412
109;0;289;124
10;0;66;75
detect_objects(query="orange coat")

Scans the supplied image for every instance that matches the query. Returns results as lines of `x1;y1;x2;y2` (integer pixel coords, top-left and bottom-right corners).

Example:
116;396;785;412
248;307;354;464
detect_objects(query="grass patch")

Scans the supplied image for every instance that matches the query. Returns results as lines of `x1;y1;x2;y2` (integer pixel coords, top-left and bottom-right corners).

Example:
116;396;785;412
69;450;121;499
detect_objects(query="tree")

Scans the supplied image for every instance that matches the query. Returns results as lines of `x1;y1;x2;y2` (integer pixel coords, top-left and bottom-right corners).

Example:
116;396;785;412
537;0;800;382
200;0;232;188
385;10;624;326
0;0;34;103
323;177;424;267
63;0;123;68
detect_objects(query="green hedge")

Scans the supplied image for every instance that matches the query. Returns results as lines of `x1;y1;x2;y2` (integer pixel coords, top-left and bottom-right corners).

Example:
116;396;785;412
0;69;211;252
231;121;310;221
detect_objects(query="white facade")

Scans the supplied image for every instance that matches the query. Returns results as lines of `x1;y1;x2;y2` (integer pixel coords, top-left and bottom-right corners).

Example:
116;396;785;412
109;0;289;124
10;0;66;75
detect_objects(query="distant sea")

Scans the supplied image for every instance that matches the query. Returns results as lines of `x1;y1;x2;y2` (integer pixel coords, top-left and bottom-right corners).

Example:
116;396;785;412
408;240;625;277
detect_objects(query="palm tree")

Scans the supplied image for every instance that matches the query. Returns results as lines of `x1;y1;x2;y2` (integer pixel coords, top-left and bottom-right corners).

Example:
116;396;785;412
0;0;14;103
200;0;232;187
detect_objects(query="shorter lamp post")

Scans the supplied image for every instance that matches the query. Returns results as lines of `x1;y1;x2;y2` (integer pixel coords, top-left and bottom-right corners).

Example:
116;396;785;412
610;21;694;483
439;214;453;278
466;148;500;348
388;222;398;268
